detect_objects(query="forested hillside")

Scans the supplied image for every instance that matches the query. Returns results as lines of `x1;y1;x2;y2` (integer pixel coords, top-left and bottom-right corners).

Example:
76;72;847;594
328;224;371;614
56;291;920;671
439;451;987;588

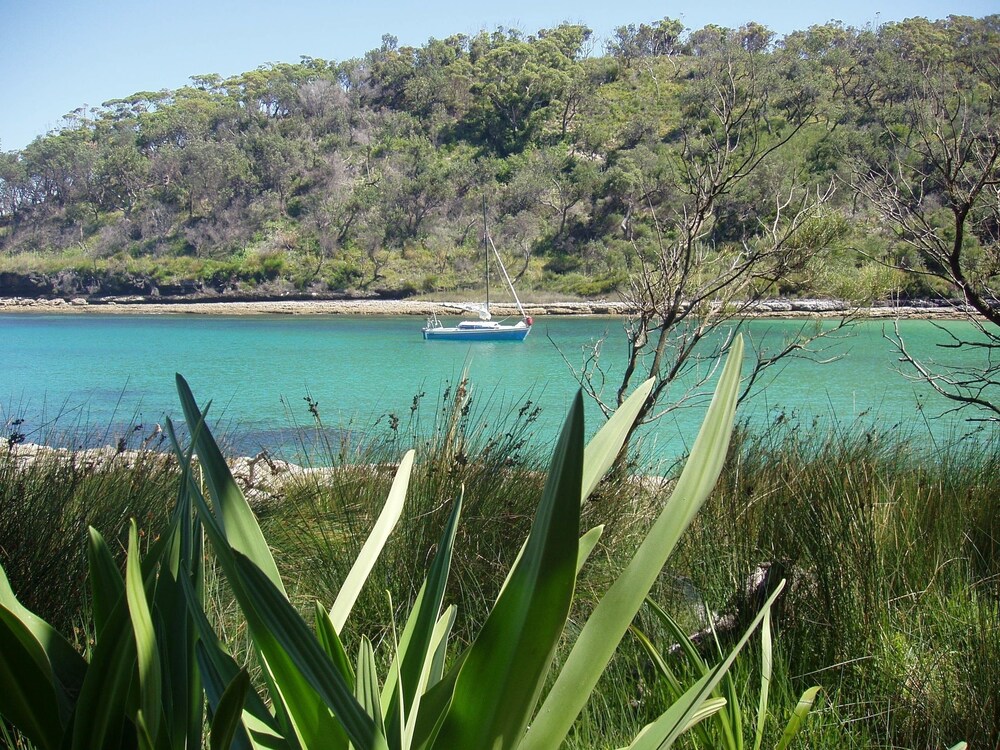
0;15;997;302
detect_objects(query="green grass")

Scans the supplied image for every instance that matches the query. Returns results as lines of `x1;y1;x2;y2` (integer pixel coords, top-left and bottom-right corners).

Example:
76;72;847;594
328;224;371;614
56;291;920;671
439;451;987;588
671;417;999;748
0;446;177;636
0;398;996;748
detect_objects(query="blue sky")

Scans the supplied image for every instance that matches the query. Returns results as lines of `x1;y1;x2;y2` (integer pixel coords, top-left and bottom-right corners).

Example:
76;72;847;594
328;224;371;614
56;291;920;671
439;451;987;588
1;0;996;152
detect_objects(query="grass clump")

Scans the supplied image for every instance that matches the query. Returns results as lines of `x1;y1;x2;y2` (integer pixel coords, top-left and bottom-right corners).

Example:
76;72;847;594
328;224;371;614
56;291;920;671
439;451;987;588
672;418;999;748
0;444;177;634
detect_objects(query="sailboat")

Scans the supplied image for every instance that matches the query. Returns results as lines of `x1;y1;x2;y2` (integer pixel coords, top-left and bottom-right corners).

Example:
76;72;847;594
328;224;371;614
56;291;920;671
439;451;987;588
421;204;533;341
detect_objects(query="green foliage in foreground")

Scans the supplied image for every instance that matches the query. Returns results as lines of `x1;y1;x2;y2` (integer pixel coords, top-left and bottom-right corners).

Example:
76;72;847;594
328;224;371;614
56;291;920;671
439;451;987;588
633;597;821;750
0;335;814;749
682;421;996;750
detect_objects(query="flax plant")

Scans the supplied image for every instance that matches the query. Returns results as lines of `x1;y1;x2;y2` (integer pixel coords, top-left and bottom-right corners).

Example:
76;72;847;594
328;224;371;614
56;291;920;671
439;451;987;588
0;334;799;749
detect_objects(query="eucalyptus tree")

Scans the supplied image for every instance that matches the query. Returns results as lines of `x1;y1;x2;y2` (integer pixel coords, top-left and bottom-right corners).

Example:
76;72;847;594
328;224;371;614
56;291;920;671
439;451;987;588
91;123;150;218
848;15;1000;420
19;127;96;210
0;151;30;228
566;24;849;454
465;24;591;155
606;17;686;65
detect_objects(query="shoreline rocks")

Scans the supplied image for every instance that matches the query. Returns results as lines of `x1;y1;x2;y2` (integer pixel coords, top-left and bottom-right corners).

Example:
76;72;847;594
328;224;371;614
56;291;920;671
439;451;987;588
0;295;981;319
4;441;328;507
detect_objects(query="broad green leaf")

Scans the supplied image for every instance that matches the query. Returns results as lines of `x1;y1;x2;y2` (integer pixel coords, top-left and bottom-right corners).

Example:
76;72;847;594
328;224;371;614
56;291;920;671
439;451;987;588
682;697;729;735
176;374;285;595
185;473;303;745
410;651;467;750
644;598;709;676
495;374;652;600
126;521;162;743
154;519;204;750
525;337;744;750
195;642;284;750
720;667;742;750
87;527;125;638
184;572;277;746
633;598;743;750
402;605;457;750
752;607;773;750
427;606;456;689
631;626;687;700
232;552;372;749
71;519;174;750
948;743;968;750
578;524;604;573
211;670;252;750
387;591;406;748
70;597;138;750
330;450;413;633
774;686;822;750
432;391;584;750
712;608;742;750
622;698;726;750
496;521;604;604
135;709;156;750
0;564;86;722
196;644;252;750
582;377;654;501
156;429;205;750
355;636;385;736
316;602;356;688
625;697;728;749
0;605;64;750
631;615;715;749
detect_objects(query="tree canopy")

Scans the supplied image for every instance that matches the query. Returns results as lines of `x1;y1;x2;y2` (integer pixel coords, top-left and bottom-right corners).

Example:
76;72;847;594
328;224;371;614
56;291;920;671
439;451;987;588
0;15;996;312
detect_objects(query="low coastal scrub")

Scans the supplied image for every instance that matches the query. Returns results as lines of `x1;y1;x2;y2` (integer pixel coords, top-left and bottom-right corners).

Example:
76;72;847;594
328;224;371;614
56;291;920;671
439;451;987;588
0;352;993;748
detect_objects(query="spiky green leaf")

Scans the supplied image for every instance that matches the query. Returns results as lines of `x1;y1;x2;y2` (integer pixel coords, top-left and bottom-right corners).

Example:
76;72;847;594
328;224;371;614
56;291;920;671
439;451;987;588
432;391;584;749
0;605;64;750
176;373;285;594
628;581;785;750
524;336;744;750
382;494;463;745
126;521;162;743
582;378;654;501
775;686;822;750
330;450;413;632
232;552;371;749
211;670;252;750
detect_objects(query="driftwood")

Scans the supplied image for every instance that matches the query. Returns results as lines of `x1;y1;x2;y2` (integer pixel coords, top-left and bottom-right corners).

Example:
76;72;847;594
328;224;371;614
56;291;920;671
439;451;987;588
669;561;794;656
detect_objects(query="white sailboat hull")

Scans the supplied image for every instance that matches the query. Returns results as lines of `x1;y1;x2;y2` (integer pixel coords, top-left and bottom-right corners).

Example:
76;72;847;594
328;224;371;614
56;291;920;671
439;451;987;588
421;320;531;341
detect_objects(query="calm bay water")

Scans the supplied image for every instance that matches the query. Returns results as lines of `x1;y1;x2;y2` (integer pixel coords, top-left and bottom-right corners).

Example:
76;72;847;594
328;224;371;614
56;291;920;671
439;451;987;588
1;314;994;462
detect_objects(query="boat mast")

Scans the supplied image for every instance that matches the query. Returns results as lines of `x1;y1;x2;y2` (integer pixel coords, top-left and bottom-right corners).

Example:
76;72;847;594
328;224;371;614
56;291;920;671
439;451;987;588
483;196;490;315
488;234;529;321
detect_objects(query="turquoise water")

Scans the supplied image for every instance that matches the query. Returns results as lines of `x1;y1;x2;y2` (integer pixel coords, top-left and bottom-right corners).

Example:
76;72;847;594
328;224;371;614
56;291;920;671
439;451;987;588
1;314;994;461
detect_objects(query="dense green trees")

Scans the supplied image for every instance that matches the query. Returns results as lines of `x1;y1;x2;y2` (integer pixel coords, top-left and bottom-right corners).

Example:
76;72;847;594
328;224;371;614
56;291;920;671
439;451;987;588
0;14;996;313
845;15;1000;418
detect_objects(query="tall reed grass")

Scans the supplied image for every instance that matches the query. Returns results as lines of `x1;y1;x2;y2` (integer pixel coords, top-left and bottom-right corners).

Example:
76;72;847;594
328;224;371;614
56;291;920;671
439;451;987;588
0;388;994;748
0;445;177;635
674;416;999;748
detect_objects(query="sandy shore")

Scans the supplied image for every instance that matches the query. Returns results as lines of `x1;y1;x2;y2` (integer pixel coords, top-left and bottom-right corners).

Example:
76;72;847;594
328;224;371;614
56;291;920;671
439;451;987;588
0;296;979;319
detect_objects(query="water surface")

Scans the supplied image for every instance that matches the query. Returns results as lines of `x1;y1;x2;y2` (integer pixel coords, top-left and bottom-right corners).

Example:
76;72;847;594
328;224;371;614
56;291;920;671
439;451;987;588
2;314;993;461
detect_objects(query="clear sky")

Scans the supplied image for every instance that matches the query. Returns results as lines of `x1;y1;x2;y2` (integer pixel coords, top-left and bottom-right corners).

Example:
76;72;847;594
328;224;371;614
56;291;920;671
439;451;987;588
1;0;996;152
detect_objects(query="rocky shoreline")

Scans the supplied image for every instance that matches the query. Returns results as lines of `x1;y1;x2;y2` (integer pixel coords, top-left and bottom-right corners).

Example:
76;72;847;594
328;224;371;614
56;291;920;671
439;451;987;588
0;295;980;319
5;441;337;506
